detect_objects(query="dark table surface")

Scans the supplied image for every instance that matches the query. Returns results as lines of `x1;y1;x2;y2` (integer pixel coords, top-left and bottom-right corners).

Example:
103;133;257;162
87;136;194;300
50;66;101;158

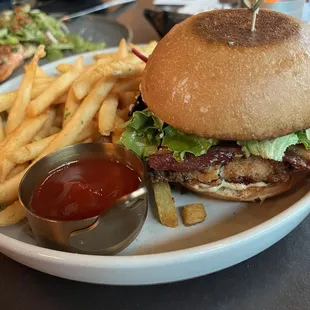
1;1;310;309
2;216;310;310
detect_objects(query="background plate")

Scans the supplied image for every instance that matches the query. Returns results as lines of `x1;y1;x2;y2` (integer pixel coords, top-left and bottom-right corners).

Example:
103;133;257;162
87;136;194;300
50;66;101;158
1;48;310;285
9;16;132;80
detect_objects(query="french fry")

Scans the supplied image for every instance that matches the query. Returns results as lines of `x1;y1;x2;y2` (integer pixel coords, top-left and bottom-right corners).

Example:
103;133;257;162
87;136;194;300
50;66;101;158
75;121;97;142
0;92;17;112
7;134;57;164
27;56;84;117
0;171;24;204
33;109;56;141
111;114;126;144
56;63;92;74
117;38;129;60
7;163;29;179
0;160;15;183
6;45;46;134
8;121;95;165
0;81;52;113
30;81;52;99
0;115;5;142
181;204;207;226
0;112;49;181
93;51;118;60
73;61;144;100
4;123;93;175
35;77;56;84
56;63;74;74
152;182;178;228
0;132;12;149
113;77;142;93
36;66;48;78
143;41;158;56
96;61;145;78
0;201;26;226
90;39;127;64
63;87;81;127
72;62;100;99
1;113;49;153
38;77;116;159
98;93;119;136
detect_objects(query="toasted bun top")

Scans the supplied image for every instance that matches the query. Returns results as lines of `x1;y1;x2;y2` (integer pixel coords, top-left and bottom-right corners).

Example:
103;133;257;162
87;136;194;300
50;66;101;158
140;9;310;141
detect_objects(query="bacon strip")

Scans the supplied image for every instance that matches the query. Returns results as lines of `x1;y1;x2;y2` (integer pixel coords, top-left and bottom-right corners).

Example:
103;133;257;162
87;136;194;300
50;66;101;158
284;145;310;170
148;146;243;172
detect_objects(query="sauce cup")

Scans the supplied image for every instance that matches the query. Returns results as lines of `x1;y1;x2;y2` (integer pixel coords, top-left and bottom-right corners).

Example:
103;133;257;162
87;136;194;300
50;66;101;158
19;142;148;255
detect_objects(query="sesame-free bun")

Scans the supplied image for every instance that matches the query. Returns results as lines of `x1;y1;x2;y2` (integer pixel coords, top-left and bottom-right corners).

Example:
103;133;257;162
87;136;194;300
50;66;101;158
183;172;307;202
140;9;310;141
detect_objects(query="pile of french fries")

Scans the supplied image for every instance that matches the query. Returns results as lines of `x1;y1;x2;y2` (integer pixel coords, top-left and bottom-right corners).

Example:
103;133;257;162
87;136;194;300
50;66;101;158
0;39;157;227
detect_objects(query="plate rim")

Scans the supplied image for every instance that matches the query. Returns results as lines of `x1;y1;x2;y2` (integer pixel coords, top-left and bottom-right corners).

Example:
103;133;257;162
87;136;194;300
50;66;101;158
0;48;310;267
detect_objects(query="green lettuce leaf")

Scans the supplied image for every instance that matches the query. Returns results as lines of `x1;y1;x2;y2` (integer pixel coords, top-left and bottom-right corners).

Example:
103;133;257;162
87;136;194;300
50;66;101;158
162;126;219;161
45;48;64;61
66;34;106;53
0;28;8;39
120;110;163;131
238;133;299;161
297;129;310;150
0;35;19;45
118;110;163;158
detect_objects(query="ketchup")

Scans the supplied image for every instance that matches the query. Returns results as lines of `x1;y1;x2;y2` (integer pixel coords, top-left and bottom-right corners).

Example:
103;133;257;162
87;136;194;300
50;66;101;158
29;157;141;221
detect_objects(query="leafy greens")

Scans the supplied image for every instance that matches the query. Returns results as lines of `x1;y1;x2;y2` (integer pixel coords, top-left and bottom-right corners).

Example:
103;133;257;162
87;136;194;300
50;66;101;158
118;110;218;160
118;109;310;162
162;126;218;161
0;5;106;60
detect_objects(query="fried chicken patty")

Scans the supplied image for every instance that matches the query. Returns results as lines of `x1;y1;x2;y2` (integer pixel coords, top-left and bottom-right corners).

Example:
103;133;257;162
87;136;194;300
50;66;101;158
150;156;292;185
148;143;310;187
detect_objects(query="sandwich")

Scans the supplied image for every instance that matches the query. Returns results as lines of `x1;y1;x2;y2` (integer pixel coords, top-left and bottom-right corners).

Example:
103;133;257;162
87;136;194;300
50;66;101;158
119;8;310;201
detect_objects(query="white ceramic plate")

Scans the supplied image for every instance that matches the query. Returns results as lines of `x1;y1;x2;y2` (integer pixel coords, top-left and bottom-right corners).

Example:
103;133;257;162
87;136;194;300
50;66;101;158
1;48;310;285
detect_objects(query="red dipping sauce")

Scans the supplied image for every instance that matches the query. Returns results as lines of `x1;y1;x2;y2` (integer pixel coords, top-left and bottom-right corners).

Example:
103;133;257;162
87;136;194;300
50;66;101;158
29;157;141;221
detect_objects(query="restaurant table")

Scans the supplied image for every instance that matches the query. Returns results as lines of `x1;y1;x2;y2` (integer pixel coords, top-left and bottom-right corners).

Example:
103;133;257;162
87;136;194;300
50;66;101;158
2;1;310;309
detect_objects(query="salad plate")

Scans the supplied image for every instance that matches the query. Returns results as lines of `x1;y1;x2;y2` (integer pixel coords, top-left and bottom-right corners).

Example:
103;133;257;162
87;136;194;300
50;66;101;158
1;48;310;285
1;5;131;80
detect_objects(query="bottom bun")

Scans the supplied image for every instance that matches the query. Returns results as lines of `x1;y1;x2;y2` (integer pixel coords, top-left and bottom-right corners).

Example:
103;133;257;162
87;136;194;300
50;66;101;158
183;172;308;202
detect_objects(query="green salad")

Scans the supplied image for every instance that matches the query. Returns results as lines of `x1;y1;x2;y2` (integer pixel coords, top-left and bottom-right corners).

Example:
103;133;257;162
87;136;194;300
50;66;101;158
0;4;106;60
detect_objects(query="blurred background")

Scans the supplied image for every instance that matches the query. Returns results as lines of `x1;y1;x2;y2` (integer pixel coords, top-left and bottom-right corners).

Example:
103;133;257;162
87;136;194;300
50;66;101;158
0;0;309;43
